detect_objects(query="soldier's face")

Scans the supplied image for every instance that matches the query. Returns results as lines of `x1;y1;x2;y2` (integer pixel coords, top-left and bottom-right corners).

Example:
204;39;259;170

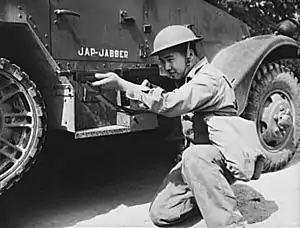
159;51;187;80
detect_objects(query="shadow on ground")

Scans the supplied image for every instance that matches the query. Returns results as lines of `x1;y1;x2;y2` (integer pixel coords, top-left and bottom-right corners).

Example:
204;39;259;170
233;184;278;224
0;130;178;228
0;129;287;228
169;183;279;227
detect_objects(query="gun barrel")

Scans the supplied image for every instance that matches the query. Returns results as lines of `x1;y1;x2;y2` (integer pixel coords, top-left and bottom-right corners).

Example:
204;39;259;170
57;65;175;91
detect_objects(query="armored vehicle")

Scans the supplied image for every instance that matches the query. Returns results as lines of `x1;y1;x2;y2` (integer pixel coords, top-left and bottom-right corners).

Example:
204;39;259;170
0;0;299;194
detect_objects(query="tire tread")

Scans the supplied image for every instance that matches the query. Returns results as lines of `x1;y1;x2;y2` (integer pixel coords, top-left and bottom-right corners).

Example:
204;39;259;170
0;58;47;196
242;62;300;173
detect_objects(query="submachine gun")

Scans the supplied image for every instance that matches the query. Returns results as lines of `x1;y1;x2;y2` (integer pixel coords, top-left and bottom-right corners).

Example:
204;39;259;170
58;64;176;114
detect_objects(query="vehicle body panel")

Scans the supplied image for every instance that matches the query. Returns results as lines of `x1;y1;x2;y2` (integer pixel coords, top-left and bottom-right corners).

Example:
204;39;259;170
50;0;250;63
48;0;250;134
50;0;144;62
143;0;250;61
0;0;278;138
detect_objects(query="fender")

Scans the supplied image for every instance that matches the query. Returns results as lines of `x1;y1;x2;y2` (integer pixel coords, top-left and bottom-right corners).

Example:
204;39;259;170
211;34;300;115
0;20;75;132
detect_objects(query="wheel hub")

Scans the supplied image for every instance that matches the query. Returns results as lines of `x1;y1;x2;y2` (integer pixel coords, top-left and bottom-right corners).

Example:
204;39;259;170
259;92;294;150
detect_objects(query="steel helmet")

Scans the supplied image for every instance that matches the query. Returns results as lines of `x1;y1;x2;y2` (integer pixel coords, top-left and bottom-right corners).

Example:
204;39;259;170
150;25;202;56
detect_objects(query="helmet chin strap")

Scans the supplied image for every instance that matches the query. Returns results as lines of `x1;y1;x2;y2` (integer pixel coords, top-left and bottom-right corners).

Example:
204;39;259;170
184;42;192;76
186;42;191;67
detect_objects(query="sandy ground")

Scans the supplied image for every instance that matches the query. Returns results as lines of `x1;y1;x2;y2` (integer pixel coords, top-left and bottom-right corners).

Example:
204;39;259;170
0;131;299;228
65;162;300;228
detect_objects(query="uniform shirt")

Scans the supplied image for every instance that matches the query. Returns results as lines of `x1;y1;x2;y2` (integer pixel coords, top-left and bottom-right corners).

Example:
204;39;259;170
126;58;236;118
126;58;264;181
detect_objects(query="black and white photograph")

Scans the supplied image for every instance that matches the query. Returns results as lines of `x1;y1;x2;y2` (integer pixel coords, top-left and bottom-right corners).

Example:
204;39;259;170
0;0;299;227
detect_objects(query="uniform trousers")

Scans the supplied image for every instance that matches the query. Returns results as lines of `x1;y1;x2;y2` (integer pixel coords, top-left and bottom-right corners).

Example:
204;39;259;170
149;144;247;228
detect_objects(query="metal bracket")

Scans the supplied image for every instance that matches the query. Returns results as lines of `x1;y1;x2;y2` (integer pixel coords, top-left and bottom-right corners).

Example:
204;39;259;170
139;41;151;59
184;24;203;40
120;10;135;24
143;24;152;34
54;9;81;18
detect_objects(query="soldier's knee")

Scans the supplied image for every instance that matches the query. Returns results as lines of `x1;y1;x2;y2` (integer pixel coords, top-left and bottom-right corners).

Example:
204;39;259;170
149;208;163;226
149;203;170;227
149;195;183;227
182;145;212;165
181;146;202;179
181;146;198;164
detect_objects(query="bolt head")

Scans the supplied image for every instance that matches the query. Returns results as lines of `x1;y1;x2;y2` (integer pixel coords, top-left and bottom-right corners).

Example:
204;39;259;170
280;105;284;111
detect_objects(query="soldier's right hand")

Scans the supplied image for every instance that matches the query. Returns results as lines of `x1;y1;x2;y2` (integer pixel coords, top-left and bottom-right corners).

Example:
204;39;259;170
91;72;123;90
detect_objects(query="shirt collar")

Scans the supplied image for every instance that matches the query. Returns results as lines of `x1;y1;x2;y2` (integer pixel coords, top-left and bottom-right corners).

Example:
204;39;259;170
186;57;208;82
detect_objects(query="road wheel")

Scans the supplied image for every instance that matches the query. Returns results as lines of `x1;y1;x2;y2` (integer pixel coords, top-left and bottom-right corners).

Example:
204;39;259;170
242;63;300;173
0;58;47;195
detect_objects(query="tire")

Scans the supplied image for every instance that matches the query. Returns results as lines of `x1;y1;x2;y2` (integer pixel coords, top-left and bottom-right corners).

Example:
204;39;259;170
242;63;300;173
0;58;47;195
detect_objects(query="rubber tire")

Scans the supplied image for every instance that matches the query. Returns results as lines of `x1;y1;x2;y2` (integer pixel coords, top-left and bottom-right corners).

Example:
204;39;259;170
241;63;300;173
0;58;47;195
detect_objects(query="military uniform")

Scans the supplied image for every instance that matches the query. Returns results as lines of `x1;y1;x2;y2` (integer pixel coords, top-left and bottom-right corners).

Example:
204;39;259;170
126;58;265;228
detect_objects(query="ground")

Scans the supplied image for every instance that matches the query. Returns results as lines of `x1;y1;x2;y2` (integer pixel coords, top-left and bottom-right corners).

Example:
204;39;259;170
0;131;299;228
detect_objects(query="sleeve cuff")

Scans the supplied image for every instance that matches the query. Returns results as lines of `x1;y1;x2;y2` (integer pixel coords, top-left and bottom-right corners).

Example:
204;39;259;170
125;87;150;101
125;88;151;110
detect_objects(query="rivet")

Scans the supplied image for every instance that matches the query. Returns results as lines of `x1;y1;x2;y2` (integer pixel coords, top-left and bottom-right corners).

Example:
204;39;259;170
45;44;49;48
28;15;33;20
33;25;37;29
18;14;22;19
54;20;58;24
17;6;22;10
44;34;48;38
280;105;284;111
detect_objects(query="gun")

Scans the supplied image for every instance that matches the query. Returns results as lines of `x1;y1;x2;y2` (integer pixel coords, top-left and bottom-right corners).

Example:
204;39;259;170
58;65;176;92
57;65;176;114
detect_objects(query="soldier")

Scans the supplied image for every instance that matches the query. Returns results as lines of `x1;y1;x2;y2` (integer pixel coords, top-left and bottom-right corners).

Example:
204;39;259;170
92;25;265;228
